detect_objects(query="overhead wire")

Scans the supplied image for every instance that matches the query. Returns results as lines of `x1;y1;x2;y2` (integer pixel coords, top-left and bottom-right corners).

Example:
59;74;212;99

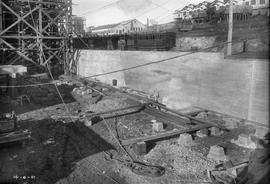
80;39;233;79
6;2;247;183
79;0;120;16
45;63;74;121
151;1;175;13
26;0;74;122
151;2;181;22
24;2;122;183
78;0;172;27
0;82;53;88
129;0;171;20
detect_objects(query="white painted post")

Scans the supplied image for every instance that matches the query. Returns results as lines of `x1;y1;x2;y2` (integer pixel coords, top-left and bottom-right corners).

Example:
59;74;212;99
227;0;233;56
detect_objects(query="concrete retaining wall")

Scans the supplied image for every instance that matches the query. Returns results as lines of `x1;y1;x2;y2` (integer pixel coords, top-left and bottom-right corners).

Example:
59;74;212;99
77;50;269;125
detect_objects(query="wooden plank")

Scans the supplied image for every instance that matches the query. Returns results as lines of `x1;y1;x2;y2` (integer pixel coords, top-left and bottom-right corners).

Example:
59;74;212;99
150;101;227;131
194;106;269;129
0;65;27;75
0;131;31;144
85;105;144;118
120;124;211;145
144;106;187;129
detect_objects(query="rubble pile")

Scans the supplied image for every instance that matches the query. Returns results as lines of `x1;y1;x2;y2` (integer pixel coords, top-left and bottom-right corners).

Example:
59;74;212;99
173;144;216;180
85;98;131;113
144;141;216;180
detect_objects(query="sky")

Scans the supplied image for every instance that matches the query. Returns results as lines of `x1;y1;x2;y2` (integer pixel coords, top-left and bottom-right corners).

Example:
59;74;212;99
72;0;205;27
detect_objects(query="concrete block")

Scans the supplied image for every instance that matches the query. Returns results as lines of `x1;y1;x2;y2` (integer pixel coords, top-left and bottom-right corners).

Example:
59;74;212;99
231;134;256;149
196;128;209;138
209;127;223;136
133;141;147;155
178;133;193;146
207;145;227;162
152;122;164;132
228;168;237;178
101;88;109;92
84;119;93;127
195;112;208;119
222;117;239;129
254;127;269;139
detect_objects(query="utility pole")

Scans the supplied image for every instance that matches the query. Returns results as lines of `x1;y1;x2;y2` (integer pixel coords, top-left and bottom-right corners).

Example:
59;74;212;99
227;0;233;56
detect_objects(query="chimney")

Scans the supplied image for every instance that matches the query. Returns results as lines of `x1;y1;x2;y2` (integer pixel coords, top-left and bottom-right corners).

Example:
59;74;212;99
147;18;149;28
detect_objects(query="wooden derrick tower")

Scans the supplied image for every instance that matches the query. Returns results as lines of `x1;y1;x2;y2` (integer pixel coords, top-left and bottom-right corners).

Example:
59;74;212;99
0;0;76;75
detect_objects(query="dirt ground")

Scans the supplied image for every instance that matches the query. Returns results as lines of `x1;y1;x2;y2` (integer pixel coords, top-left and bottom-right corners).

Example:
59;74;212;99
0;119;116;184
0;77;261;184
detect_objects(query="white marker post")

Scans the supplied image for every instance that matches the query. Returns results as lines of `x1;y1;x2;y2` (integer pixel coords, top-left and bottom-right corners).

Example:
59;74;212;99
227;0;233;56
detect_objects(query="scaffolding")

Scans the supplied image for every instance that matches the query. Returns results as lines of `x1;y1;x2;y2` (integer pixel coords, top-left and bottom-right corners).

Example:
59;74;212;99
0;0;76;75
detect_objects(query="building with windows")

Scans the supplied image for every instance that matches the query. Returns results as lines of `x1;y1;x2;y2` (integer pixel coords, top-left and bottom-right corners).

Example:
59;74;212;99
174;4;198;19
174;0;269;20
89;19;146;36
248;0;269;15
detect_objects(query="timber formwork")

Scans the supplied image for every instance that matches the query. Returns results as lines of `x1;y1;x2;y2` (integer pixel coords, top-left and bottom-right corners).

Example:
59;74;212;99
0;0;76;74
